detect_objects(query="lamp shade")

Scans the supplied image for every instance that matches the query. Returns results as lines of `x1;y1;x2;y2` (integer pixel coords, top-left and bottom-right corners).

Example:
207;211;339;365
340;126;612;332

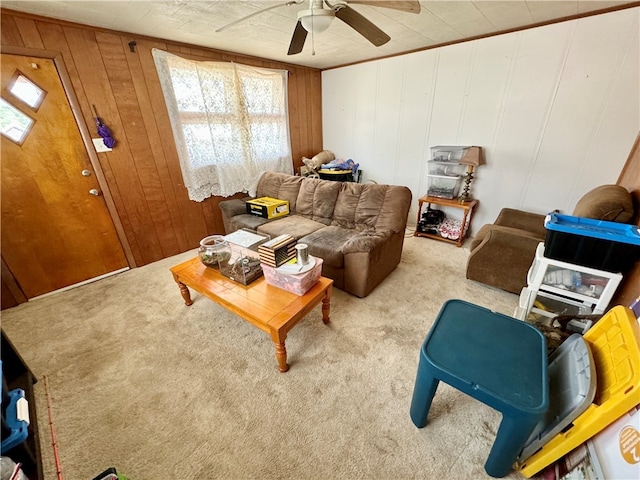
299;9;334;33
459;146;484;167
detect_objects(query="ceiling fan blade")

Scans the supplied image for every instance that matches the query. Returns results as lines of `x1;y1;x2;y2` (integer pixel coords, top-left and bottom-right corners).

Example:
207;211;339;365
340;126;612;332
288;20;308;55
345;1;421;14
335;5;390;47
216;0;303;33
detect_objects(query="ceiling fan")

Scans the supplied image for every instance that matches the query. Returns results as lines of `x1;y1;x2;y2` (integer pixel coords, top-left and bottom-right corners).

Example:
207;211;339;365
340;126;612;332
216;0;421;55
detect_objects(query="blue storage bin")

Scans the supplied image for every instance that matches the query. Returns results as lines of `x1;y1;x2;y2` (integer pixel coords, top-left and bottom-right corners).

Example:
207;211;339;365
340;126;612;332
544;213;640;272
1;360;31;454
1;388;30;453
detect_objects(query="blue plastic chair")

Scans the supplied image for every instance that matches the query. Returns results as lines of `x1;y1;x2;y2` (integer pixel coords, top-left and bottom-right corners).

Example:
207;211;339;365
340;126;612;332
410;299;549;478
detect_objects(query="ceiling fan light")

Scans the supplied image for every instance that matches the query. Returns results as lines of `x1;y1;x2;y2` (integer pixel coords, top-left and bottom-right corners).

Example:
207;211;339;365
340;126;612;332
299;9;335;34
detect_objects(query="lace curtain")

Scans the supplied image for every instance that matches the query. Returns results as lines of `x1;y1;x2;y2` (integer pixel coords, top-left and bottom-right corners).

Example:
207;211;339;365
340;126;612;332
152;49;293;201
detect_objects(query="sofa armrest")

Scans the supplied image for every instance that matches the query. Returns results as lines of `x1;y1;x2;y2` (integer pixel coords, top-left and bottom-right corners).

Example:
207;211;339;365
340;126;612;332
494;208;546;237
342;231;404;297
342;230;391;254
219;197;252;234
219;197;252;218
466;228;542;294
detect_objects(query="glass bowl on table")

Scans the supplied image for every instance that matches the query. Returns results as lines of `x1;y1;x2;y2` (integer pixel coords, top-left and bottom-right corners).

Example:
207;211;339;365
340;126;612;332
198;235;230;269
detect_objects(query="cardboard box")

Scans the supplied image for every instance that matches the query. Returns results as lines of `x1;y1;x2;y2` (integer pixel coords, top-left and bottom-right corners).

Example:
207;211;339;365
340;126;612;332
246;197;289;219
587;406;640;479
540;406;640;480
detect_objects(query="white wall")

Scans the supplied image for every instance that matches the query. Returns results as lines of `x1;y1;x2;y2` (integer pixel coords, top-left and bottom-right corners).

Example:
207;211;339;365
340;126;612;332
322;8;639;237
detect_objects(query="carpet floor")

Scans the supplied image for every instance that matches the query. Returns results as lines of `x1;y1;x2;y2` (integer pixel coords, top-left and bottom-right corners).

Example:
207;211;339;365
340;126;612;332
1;234;531;480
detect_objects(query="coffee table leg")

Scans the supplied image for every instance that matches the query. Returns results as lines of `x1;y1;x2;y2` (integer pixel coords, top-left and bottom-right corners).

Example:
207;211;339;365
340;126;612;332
177;281;193;306
322;287;331;324
275;342;289;373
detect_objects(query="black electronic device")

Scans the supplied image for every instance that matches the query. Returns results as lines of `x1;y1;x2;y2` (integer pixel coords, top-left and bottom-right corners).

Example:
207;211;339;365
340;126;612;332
417;207;445;234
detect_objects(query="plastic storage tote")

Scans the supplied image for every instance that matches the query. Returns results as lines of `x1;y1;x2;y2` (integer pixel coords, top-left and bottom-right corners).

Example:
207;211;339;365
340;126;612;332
430;145;472;162
517;305;640;477
544;213;640;272
262;257;323;295
517;334;596;463
427;160;466;177
427;174;462;199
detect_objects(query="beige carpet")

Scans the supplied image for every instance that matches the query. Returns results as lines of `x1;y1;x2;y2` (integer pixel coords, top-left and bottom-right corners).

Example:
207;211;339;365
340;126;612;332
1;235;531;480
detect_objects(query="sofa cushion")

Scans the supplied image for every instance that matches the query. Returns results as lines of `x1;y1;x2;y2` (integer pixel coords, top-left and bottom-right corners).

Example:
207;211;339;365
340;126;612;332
470;223;545;251
332;183;364;229
375;185;413;233
294;177;341;225
342;230;391;254
572;184;634;223
299;226;360;268
333;183;412;234
333;183;384;230
229;213;271;232
256;173;304;212
257;215;326;240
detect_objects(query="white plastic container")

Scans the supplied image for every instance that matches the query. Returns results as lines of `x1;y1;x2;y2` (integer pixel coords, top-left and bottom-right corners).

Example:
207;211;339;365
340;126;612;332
427;174;462;199
430;145;472;162
262;257;323;295
427;160;466;177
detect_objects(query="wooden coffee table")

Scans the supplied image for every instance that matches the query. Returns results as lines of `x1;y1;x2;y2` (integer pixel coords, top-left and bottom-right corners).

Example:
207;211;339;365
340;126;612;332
170;257;333;372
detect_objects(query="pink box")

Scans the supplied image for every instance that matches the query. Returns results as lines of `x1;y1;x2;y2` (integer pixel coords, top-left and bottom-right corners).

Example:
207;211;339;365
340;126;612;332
262;257;323;295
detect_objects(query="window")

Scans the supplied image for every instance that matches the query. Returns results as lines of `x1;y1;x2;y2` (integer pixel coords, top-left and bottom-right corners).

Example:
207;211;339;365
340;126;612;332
8;72;46;110
0;70;46;145
0;98;34;145
152;49;293;201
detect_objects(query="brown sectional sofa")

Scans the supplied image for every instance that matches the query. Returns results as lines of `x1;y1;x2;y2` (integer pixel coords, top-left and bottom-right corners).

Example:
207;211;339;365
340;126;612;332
219;172;412;297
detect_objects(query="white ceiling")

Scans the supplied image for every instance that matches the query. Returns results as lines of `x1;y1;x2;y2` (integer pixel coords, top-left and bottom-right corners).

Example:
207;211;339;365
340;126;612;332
2;0;637;69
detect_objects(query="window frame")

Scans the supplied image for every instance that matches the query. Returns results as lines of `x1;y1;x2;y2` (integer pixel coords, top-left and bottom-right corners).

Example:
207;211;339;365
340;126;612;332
6;69;47;112
152;48;293;200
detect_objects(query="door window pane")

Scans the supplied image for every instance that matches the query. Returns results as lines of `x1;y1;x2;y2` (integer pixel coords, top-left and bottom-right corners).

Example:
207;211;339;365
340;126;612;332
9;73;46;109
0;98;34;145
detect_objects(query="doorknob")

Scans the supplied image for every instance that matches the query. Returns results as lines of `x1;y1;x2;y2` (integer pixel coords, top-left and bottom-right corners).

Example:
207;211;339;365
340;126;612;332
89;189;100;196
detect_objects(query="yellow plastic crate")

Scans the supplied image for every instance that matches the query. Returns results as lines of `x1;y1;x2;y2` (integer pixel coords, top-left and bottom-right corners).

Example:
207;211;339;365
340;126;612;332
245;197;289;219
517;305;640;477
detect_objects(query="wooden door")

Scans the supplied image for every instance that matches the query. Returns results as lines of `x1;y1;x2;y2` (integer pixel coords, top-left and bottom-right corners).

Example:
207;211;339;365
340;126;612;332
1;53;128;299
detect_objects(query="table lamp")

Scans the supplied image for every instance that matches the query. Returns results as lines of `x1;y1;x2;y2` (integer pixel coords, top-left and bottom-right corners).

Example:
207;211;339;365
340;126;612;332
458;146;484;203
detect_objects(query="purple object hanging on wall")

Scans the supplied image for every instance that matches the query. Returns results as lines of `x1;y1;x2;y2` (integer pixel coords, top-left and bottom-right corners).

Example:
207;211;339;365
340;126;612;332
92;105;116;148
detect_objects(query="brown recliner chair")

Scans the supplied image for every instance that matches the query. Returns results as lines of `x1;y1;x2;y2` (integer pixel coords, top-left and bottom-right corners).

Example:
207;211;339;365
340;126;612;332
466;185;635;294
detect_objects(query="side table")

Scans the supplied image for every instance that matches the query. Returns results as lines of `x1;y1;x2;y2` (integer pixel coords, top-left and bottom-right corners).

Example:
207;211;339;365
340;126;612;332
414;195;478;247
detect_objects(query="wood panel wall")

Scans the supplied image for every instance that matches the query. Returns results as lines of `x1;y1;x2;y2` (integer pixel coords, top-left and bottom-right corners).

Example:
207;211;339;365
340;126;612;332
0;9;323;269
614;132;640;307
